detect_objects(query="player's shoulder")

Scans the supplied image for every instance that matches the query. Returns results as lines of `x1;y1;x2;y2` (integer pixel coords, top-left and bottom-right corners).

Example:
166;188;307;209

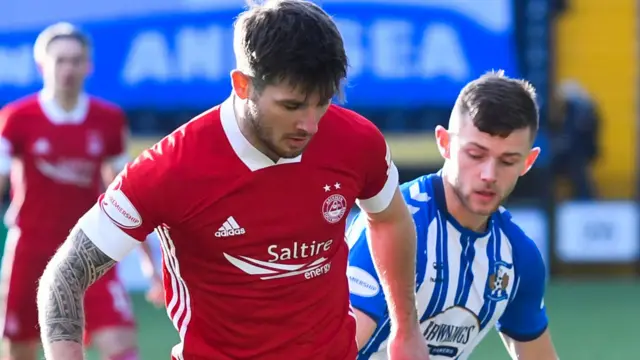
399;173;439;214
177;104;225;146
1;93;40;118
323;104;383;140
141;105;222;167
494;207;545;271
399;173;435;197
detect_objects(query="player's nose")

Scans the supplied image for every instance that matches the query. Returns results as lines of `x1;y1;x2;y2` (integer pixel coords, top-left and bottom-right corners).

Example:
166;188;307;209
295;112;319;135
480;160;497;183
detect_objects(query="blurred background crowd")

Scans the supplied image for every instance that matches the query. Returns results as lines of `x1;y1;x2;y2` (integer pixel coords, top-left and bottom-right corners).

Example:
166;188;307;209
0;0;637;358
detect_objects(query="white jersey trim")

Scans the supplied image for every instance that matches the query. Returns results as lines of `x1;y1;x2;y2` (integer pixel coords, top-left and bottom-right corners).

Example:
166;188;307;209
38;90;89;125
156;226;191;360
357;161;399;214
78;204;142;261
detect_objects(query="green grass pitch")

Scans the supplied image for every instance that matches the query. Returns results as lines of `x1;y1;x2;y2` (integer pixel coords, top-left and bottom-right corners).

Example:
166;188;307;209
81;279;637;359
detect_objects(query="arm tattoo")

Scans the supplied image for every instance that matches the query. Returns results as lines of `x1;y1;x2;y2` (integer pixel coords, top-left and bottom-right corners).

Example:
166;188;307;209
37;227;116;344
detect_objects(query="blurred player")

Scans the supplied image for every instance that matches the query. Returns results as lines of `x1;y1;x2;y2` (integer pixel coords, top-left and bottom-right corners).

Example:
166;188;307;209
36;2;428;360
0;23;162;360
347;72;559;359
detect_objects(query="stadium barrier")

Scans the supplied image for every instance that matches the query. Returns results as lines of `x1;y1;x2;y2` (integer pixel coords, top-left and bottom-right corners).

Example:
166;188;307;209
0;202;635;290
555;201;640;264
115;207;550;291
115;201;640;290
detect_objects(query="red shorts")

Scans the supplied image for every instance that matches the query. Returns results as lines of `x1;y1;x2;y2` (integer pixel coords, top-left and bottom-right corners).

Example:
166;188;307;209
0;228;136;343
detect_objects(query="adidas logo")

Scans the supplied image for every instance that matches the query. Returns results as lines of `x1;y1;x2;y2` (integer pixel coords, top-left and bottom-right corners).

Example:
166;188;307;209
215;216;246;238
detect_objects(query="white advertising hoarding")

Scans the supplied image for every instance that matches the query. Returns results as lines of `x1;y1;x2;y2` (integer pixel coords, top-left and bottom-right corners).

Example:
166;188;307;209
555;201;639;263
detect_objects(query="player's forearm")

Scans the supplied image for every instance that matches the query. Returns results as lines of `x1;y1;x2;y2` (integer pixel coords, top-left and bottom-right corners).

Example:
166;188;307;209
37;227;117;359
367;212;419;330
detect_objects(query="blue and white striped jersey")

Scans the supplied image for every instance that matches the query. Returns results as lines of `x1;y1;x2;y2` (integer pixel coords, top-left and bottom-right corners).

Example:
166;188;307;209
347;173;548;360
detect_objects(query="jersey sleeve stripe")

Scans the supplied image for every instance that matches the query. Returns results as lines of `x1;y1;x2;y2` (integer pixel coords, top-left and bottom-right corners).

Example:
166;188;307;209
77;204;142;261
156;226;192;360
356;162;399;214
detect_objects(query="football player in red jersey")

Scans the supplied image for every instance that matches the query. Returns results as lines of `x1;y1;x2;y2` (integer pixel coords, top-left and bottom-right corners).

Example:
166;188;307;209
0;23;162;360
36;2;429;360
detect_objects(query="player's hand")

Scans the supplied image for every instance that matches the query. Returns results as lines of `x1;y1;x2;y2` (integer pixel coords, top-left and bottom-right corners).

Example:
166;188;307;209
387;325;430;360
145;275;165;308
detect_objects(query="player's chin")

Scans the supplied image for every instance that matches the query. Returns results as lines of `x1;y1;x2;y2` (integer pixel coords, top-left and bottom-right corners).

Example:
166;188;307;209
276;147;304;159
468;199;500;216
278;142;308;158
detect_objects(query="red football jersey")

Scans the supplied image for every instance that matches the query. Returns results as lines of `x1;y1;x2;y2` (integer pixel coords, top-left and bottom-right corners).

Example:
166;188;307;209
78;96;399;360
0;92;128;239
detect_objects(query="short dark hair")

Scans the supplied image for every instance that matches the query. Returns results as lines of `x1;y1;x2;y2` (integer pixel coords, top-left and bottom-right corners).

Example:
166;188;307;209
34;22;91;62
455;70;539;139
233;0;348;101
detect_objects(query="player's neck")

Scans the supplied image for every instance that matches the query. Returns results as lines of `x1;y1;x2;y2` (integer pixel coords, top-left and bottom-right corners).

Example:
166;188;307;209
441;174;489;233
233;97;280;162
55;93;81;112
44;88;81;112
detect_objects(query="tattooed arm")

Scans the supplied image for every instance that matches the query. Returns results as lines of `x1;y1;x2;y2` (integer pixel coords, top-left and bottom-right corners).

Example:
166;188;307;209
37;227;118;360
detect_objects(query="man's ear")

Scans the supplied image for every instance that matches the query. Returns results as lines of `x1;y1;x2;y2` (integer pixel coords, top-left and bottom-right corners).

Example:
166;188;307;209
434;125;451;160
230;70;251;100
521;147;541;175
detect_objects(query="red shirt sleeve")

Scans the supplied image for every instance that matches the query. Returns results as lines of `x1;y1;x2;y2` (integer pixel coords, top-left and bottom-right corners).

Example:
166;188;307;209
0;105;24;155
356;122;399;214
0;105;24;174
77;139;177;260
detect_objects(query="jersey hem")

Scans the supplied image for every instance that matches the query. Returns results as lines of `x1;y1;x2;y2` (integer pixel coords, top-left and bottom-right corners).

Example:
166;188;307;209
351;304;383;323
499;323;548;342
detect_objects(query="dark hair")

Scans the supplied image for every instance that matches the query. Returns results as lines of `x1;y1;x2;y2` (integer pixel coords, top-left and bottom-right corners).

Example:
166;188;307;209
233;0;348;102
34;22;91;62
455;70;539;139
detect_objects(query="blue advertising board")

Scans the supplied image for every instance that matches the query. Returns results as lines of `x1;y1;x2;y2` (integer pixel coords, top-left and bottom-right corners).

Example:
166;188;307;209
0;0;518;109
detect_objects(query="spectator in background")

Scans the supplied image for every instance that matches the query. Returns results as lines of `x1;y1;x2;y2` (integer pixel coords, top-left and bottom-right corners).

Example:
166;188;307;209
0;22;162;360
551;80;600;199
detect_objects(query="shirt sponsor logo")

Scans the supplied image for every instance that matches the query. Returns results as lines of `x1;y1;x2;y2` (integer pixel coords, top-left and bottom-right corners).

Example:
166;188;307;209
224;239;334;280
422;306;480;358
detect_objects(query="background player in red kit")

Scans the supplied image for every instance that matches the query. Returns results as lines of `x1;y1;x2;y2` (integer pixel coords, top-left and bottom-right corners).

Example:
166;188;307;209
0;23;162;360
37;2;429;360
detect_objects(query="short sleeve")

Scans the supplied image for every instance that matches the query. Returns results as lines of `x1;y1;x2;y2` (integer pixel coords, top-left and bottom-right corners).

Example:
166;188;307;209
0;106;23;174
78;143;171;261
496;237;549;341
346;212;388;322
355;124;399;214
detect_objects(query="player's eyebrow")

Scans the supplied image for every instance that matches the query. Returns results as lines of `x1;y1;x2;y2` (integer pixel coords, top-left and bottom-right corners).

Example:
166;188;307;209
468;142;523;157
276;98;329;108
467;142;489;151
501;152;523;158
275;98;306;106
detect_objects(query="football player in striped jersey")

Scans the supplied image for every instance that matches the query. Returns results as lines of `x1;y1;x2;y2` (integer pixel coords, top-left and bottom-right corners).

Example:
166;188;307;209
348;71;559;360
